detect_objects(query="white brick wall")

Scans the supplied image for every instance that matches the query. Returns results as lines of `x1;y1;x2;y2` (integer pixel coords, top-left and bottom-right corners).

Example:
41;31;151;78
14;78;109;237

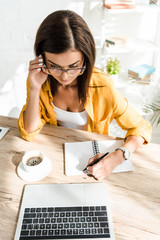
0;0;102;117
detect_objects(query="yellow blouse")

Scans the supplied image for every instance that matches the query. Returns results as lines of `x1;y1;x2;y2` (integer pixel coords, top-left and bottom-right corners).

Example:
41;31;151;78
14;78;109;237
18;68;152;142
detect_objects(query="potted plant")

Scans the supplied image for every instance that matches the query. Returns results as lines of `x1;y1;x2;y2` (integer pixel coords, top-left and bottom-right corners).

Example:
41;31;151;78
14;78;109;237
105;57;121;81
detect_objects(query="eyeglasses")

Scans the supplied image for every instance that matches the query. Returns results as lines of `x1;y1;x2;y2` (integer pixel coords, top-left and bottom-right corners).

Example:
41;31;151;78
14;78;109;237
44;65;86;77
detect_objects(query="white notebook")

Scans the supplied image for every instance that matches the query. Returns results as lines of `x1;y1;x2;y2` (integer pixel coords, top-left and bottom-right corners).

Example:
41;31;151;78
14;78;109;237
65;140;133;176
0;127;9;140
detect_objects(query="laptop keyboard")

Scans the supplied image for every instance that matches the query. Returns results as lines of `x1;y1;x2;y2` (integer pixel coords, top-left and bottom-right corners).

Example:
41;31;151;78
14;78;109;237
20;206;110;239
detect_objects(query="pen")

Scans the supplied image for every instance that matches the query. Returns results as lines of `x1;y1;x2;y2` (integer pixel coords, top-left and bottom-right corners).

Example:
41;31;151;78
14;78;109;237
83;152;109;171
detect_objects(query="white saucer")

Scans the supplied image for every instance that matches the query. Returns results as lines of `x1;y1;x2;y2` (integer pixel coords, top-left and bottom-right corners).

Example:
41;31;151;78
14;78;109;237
17;156;52;182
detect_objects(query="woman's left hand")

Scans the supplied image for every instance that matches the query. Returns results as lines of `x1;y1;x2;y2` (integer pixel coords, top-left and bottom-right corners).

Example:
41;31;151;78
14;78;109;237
87;150;124;181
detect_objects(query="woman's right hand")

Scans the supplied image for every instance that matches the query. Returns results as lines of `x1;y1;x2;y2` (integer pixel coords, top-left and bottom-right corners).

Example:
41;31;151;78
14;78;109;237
28;55;48;91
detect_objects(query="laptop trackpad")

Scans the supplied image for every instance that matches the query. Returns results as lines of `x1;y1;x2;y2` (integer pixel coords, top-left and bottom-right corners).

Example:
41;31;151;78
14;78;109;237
46;183;108;206
23;183;108;207
46;184;85;206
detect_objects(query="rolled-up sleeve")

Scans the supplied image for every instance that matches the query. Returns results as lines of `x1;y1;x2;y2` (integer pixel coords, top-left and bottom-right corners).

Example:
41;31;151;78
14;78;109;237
115;99;152;143
111;85;152;143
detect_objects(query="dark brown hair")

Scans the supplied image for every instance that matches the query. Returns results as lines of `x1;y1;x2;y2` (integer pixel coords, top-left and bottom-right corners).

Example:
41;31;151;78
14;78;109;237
34;10;95;104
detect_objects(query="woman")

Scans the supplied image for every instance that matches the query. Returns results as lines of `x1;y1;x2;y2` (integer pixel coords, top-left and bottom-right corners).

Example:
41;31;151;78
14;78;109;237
18;10;152;180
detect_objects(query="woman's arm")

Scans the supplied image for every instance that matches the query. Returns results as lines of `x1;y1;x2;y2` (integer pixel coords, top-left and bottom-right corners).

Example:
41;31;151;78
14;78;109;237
87;135;144;181
121;135;144;153
86;74;151;180
23;55;48;133
23;87;41;133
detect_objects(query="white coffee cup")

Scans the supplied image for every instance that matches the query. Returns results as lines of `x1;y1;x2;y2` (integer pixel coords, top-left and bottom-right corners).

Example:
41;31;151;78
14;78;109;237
22;150;45;173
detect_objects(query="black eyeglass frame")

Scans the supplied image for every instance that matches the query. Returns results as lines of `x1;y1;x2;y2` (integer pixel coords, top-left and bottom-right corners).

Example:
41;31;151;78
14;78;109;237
43;65;86;77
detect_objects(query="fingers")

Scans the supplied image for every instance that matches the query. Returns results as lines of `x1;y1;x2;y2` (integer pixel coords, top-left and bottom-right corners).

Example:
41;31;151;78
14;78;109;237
86;151;123;181
86;155;112;181
87;161;107;181
28;55;44;72
88;153;101;165
28;55;48;90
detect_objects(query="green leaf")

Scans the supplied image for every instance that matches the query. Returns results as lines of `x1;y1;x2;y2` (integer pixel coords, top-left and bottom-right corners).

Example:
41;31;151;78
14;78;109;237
106;57;121;75
145;99;160;126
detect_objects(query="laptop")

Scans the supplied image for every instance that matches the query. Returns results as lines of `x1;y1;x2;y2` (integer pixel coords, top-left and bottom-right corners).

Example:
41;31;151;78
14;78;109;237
14;183;115;240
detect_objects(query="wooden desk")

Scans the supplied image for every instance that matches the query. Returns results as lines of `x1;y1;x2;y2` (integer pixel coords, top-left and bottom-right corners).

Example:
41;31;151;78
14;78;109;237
0;116;160;240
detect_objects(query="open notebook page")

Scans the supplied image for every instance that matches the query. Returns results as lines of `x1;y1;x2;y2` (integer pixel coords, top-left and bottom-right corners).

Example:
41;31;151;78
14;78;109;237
65;140;133;176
